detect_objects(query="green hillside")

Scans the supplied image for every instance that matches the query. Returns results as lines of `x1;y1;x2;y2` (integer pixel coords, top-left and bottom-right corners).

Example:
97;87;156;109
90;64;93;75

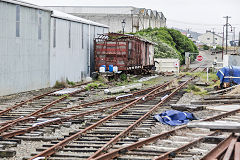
133;27;199;64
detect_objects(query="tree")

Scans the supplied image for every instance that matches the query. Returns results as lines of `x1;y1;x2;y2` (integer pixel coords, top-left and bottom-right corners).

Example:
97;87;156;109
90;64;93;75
134;27;199;64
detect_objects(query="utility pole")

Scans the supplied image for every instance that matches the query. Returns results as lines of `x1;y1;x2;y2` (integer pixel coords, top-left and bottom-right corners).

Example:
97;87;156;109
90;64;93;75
212;28;215;54
232;27;236;53
239;32;240;47
222;26;224;60
223;16;232;55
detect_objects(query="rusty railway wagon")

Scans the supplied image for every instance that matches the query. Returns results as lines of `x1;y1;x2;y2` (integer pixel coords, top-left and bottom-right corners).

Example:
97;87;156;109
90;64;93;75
94;33;155;73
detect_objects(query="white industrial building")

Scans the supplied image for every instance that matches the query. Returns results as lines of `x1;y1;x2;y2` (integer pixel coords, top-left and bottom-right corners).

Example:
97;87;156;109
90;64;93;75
0;0;108;96
45;6;167;33
198;30;223;46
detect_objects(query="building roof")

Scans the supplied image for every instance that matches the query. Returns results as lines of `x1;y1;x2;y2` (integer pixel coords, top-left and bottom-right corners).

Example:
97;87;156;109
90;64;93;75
199;31;222;38
46;6;137;15
52;10;109;28
46;6;164;19
1;0;52;12
1;0;109;28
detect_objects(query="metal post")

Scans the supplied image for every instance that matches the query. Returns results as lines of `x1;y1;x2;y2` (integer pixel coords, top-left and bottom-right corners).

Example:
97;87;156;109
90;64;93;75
222;26;224;60
212;28;215;54
225;17;228;55
239;32;240;47
207;67;209;82
88;24;91;76
223;16;231;55
233;27;235;53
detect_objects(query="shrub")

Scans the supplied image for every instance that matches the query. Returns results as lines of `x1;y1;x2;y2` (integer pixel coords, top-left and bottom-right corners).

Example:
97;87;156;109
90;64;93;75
203;45;210;50
216;45;223;51
134;27;198;64
120;74;127;81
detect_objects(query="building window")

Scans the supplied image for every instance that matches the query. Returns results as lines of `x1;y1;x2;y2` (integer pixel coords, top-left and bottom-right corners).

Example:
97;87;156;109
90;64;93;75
16;5;20;37
207;38;210;40
82;24;84;49
53;19;56;48
69;22;71;48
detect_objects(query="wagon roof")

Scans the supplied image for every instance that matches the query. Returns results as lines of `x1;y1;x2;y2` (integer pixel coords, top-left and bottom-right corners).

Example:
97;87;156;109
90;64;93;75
96;33;157;45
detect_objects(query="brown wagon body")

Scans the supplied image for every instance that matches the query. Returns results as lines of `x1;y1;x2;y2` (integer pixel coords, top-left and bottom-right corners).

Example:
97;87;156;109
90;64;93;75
94;33;155;72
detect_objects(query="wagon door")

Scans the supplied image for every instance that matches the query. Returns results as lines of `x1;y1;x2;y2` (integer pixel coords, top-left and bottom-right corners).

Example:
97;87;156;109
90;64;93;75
145;43;148;66
128;41;132;67
149;44;154;66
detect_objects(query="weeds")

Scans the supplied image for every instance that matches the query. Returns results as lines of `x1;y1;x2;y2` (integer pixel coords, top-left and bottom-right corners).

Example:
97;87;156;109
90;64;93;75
181;71;218;83
185;84;208;95
54;81;67;88
85;83;102;90
59;94;70;99
66;78;75;86
185;84;200;92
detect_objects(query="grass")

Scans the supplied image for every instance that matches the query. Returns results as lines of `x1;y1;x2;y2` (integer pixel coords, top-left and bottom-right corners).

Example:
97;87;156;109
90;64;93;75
142;76;163;86
85;83;103;90
185;84;208;95
180;71;218;82
181;70;220;95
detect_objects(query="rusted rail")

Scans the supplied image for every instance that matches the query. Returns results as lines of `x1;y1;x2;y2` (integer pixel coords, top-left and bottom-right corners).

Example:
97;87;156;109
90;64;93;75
88;77;195;159
29;79;174;160
0;83;176;136
0;88;86;134
154;131;219;160
0;89;59;117
0;99;134;139
1;87;176;139
92;88;240;160
0;81;90;117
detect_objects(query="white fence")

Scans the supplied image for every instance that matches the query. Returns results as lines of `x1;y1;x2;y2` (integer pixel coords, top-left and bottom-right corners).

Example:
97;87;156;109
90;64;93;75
155;58;180;73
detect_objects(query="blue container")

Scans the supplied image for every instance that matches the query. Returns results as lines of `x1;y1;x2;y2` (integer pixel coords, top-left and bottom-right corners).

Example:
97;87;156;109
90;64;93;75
101;65;106;70
109;65;113;72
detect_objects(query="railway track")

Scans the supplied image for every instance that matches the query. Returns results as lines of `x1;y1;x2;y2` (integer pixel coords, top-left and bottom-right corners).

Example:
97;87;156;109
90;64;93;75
90;95;240;160
0;74;183;159
1;67;229;160
19;75;195;160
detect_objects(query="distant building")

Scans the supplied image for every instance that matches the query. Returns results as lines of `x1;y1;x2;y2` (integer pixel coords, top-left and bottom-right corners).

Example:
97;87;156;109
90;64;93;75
45;6;167;33
198;30;223;46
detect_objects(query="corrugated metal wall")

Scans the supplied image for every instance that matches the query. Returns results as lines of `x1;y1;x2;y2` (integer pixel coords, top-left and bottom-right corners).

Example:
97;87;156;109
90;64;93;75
0;2;51;96
50;18;87;86
49;18;108;86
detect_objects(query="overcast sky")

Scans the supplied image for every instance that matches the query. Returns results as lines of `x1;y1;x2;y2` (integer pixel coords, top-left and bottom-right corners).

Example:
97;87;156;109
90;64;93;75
24;0;240;38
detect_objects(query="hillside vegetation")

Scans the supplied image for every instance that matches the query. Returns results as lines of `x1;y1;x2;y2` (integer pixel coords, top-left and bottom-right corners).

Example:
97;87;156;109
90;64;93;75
133;27;199;64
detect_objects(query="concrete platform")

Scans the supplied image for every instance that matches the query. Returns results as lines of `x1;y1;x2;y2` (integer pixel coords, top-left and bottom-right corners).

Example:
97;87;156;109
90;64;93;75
206;104;240;112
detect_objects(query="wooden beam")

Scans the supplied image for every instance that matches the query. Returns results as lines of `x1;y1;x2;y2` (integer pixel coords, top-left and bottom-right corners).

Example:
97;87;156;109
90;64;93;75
234;142;240;160
223;138;237;160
